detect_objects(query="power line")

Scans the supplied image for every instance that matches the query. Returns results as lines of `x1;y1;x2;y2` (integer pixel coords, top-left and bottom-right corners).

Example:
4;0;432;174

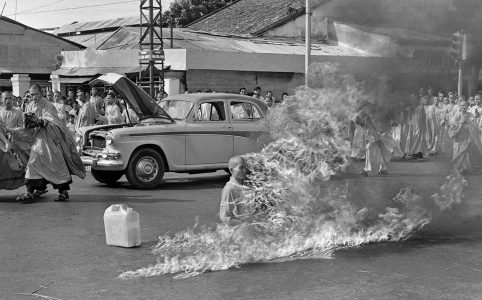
16;0;64;14
7;0;138;16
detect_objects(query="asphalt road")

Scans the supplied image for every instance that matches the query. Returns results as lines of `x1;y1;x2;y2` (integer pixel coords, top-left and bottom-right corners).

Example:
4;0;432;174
1;159;482;300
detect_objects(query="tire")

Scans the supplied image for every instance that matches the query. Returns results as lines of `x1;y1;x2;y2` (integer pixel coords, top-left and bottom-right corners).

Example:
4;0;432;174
125;148;165;189
91;170;124;186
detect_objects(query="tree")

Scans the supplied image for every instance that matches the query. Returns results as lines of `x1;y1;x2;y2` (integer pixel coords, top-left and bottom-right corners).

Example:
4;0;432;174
161;0;237;27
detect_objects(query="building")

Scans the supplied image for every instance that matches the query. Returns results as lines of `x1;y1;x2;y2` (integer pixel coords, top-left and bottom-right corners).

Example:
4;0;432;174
0;16;84;96
50;0;478;97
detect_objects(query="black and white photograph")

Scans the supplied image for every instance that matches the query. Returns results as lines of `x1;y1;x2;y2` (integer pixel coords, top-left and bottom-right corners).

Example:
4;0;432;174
1;0;482;299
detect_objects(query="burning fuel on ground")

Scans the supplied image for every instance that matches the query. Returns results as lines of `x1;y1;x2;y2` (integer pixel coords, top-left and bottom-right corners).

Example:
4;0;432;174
120;63;468;279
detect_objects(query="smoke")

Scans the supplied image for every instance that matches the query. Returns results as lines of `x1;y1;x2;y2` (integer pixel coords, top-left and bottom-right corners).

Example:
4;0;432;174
119;63;467;279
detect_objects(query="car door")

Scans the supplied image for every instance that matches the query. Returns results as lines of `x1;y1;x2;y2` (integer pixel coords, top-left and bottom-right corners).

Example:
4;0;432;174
228;99;268;155
185;99;234;165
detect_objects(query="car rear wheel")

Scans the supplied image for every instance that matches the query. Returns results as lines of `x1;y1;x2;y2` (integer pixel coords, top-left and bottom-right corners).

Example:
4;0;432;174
91;170;124;186
126;148;165;189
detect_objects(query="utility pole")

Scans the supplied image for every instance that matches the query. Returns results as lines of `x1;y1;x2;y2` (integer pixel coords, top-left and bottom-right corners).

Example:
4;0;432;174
305;0;311;88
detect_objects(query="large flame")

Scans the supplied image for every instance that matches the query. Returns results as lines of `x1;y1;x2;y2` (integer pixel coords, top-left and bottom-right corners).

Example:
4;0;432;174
120;63;466;279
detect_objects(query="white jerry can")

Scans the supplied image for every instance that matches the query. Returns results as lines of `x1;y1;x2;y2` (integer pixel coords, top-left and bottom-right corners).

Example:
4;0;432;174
104;204;141;248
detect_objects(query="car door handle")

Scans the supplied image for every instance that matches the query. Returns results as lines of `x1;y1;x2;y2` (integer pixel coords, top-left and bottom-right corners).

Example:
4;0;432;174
223;125;232;129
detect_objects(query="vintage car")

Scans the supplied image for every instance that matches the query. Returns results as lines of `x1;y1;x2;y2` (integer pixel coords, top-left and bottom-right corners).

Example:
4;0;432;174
77;73;270;189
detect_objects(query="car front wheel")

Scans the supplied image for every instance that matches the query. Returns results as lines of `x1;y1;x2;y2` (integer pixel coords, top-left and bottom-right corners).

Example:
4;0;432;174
126;148;165;189
91;170;124;186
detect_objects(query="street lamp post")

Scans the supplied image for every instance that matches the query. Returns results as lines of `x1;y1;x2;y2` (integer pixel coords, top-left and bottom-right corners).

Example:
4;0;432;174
305;0;311;88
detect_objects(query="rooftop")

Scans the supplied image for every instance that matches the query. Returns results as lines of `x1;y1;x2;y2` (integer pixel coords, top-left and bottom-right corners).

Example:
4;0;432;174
187;0;311;37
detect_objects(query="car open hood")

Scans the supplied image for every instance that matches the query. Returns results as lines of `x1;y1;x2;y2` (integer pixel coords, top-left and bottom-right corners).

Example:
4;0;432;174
90;73;173;122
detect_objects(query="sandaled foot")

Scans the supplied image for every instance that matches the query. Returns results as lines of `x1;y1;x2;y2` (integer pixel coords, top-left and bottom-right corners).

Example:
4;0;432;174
16;192;36;204
54;192;70;202
378;170;388;174
32;189;48;198
360;170;368;177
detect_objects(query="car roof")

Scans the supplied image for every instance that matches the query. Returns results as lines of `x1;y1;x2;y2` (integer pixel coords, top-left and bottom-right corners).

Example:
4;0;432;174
164;93;268;112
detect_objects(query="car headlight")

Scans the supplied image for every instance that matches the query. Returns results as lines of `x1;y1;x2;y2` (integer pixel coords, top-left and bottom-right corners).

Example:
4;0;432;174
105;132;114;145
74;131;82;144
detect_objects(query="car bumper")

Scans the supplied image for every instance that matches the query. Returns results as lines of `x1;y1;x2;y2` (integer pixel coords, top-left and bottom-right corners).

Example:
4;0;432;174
81;155;125;171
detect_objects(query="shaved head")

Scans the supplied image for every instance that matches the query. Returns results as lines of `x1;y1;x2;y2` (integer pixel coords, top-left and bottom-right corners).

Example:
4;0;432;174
228;156;245;170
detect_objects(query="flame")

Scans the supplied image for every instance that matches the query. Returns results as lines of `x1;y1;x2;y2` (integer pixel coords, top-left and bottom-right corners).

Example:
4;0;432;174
120;63;466;279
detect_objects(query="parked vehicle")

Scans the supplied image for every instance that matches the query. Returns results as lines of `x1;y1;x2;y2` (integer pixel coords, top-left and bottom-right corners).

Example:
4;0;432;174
77;73;269;189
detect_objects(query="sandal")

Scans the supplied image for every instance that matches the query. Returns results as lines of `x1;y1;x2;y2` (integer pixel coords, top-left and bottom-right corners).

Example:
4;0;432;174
54;191;70;202
16;192;36;204
33;189;48;198
360;170;368;177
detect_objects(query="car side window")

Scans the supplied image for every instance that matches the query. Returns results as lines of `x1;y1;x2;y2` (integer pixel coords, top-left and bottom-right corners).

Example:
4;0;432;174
230;101;263;121
193;101;225;121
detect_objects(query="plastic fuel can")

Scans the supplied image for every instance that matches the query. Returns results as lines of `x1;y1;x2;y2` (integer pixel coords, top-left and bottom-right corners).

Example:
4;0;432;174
104;204;141;247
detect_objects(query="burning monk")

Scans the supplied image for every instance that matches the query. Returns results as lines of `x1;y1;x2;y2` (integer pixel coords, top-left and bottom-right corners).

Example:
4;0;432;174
448;101;482;173
220;156;249;225
10;84;85;203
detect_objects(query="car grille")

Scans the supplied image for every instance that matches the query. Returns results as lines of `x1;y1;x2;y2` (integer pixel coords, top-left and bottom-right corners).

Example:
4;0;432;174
91;136;106;149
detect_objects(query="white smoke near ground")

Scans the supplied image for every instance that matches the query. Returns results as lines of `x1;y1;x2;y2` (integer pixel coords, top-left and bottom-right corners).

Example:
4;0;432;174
120;63;467;280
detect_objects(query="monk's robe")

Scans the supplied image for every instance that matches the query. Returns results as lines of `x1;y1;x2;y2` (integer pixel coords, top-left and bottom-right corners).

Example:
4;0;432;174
399;109;410;153
431;103;446;154
10;98;85;185
363;119;398;173
0;122;24;190
350;123;366;160
104;104;124;125
74;101;96;130
424;104;438;152
448;111;482;172
402;104;426;154
0;107;23;129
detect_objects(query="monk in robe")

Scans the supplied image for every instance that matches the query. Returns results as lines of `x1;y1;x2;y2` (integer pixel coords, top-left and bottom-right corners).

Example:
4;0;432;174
0;91;23;129
74;89;96;130
425;96;439;154
0;121;24;190
10;84;85;203
358;115;398;176
402;96;427;157
100;92;124;125
448;101;482;173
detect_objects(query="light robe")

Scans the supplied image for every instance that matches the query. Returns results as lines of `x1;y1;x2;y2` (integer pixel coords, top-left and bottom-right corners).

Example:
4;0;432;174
364;120;398;173
402;105;426;154
350;124;366;160
10;98;85;184
431;103;446;154
53;102;72;123
104;104;124;125
74;101;96;130
0;107;23;129
448;112;482;172
0;122;24;190
424;104;438;151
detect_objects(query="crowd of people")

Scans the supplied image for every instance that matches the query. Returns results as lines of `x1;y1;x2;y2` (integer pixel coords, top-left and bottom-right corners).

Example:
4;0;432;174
350;88;482;175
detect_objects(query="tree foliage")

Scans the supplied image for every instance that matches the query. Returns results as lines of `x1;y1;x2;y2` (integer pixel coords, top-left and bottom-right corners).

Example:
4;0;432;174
161;0;237;27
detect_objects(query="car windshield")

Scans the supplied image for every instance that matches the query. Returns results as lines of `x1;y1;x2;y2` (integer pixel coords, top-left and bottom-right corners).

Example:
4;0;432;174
159;99;193;120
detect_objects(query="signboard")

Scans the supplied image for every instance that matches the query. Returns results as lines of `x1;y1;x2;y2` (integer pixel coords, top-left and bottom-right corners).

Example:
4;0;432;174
139;49;165;63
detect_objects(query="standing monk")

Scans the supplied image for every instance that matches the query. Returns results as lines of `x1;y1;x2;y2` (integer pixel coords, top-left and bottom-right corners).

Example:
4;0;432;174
74;89;95;130
0;91;23;129
11;84;85;203
448;101;482;173
402;95;427;158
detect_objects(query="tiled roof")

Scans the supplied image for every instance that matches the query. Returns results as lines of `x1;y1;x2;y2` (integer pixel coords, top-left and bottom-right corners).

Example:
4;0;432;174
187;0;308;37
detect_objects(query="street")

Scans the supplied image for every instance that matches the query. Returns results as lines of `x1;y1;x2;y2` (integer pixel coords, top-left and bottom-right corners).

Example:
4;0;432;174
1;159;482;299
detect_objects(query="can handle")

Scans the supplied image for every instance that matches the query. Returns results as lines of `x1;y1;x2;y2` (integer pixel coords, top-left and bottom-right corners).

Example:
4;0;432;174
111;204;128;212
